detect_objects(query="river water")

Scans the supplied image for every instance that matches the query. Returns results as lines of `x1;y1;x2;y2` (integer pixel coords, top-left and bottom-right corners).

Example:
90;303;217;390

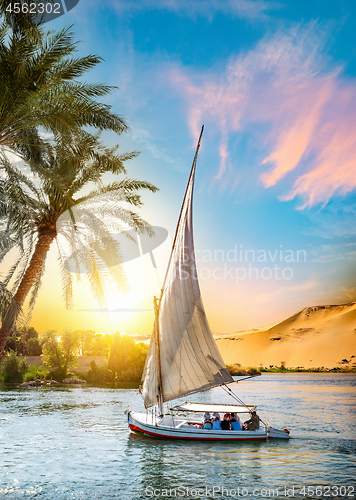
0;374;355;499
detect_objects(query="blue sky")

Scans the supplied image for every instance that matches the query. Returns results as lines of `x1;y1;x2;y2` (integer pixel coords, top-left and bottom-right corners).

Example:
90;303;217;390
27;0;356;333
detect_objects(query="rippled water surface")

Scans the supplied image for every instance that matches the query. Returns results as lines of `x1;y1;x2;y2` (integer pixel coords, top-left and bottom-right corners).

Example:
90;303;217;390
1;374;355;499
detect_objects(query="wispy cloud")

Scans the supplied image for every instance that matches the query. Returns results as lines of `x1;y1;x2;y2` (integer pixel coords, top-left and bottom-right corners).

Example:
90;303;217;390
312;244;356;263
131;128;186;172
112;0;277;20
333;286;356;302
303;198;356;238
170;23;356;208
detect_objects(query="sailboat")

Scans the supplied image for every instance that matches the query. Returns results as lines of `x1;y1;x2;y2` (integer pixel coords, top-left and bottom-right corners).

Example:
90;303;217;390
127;126;290;441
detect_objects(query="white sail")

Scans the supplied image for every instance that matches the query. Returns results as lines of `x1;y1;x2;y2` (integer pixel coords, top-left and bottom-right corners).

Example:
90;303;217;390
142;128;233;408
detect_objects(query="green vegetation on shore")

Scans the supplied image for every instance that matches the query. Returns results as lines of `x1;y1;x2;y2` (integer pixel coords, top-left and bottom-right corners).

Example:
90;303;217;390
0;329;148;383
4;327;42;356
2;327;117;358
0;351;50;383
2;352;355;385
226;363;356;375
226;364;261;376
259;366;356;373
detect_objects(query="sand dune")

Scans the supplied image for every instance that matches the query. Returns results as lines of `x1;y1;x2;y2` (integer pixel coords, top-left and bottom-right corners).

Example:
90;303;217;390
215;301;356;369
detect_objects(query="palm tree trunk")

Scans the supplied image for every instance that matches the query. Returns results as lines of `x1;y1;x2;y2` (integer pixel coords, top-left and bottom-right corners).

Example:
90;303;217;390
0;226;56;354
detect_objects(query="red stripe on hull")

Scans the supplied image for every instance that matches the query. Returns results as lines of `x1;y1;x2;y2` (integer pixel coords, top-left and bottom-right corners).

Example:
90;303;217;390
129;423;266;441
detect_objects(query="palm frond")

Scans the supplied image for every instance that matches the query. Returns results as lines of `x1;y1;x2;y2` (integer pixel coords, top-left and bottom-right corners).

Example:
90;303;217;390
0;25;128;149
59;261;73;309
76;178;159;204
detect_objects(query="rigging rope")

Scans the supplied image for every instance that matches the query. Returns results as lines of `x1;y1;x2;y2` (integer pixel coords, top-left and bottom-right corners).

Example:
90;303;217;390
221;383;251;409
222;384;270;430
124;389;140;414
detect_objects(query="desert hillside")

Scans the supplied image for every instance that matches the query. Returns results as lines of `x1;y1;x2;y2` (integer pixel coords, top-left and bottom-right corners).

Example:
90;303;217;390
215;301;356;369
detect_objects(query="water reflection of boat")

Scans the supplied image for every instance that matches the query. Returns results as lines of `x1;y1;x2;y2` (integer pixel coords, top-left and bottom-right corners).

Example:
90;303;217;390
127;126;290;441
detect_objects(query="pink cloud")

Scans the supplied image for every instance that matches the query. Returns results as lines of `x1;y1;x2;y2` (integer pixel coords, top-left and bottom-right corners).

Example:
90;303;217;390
283;98;356;208
260;77;335;188
170;26;356;208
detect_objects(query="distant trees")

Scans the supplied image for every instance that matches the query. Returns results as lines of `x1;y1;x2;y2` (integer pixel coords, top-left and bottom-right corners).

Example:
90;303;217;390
42;330;148;381
108;333;148;382
1;328;149;382
86;360;115;383
67;330;114;357
76;331;113;357
4;327;42;356
0;350;28;382
26;336;42;356
42;329;80;379
76;330;96;356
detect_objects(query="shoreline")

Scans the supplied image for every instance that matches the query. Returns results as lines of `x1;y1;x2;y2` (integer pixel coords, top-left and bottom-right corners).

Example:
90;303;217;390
228;366;356;375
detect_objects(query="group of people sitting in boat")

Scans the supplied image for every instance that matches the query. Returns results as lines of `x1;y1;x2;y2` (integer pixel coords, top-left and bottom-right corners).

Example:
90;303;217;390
202;411;260;431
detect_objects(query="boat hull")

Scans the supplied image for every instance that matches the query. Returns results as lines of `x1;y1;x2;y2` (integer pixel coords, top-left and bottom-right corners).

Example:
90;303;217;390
268;426;291;439
128;412;273;441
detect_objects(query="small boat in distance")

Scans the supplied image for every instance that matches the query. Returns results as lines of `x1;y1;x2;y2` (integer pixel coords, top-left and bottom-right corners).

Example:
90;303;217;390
127;126;290;441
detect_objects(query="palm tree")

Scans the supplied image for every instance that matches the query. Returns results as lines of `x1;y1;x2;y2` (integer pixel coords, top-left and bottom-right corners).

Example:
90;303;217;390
0;150;38;337
0;23;127;150
0;132;158;353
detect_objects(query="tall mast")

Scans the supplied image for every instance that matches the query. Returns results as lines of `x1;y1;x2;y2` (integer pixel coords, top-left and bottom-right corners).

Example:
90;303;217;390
154;295;164;415
155;125;204;414
161;125;204;294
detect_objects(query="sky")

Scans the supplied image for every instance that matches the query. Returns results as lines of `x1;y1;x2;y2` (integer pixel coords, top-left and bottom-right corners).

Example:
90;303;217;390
4;0;356;334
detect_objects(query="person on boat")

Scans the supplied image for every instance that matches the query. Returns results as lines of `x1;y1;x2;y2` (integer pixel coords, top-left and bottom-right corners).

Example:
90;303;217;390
212;417;222;430
244;411;260;431
231;412;242;426
220;415;230;430
203;411;211;421
213;412;220;420
230;413;241;430
230;413;242;431
203;417;213;429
